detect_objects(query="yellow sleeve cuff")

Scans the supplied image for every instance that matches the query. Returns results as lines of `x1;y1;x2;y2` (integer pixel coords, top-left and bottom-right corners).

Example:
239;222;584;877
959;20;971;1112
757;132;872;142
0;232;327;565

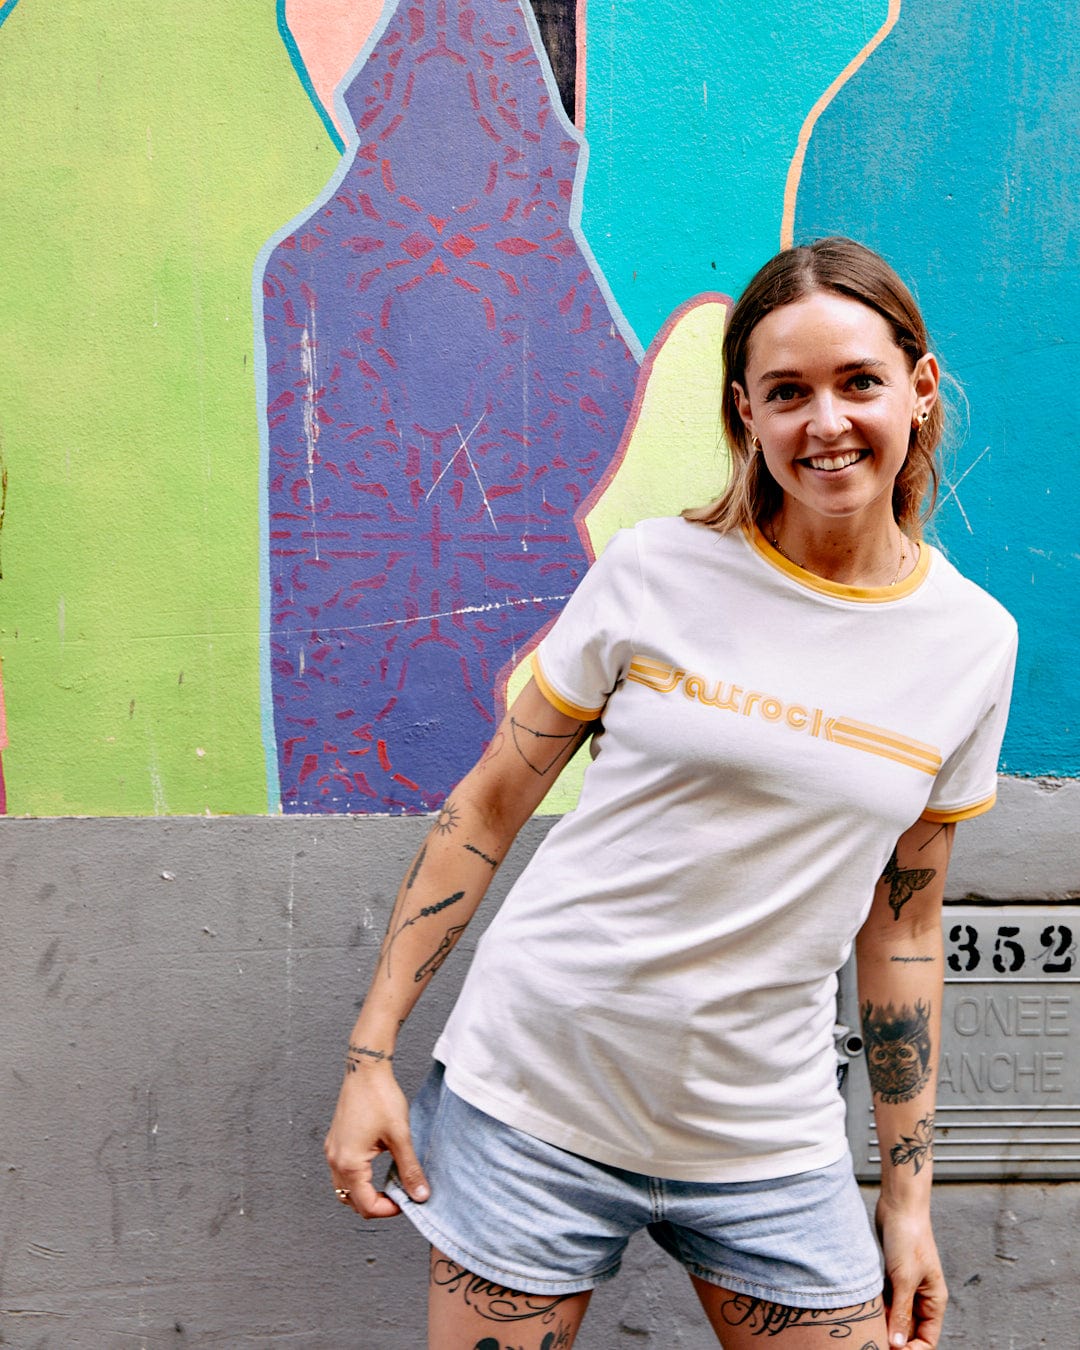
921;792;997;824
530;652;604;723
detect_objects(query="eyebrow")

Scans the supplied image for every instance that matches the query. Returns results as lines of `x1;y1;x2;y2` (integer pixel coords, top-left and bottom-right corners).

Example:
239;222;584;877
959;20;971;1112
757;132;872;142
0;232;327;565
756;358;889;382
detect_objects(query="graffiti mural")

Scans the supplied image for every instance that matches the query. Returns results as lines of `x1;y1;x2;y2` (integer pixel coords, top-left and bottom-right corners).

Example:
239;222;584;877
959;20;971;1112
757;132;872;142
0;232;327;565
0;0;1075;815
259;0;638;813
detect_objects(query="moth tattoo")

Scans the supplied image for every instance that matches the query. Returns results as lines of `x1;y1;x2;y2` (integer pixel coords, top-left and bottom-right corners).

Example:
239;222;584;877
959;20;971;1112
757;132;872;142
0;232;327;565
881;847;935;921
861;999;933;1103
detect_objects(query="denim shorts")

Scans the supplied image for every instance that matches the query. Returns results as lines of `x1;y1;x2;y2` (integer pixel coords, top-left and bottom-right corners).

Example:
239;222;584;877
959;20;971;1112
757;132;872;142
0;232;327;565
384;1063;883;1304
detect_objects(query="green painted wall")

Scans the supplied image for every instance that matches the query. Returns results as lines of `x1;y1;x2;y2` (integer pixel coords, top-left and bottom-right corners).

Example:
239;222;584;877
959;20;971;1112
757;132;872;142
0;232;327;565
0;0;338;812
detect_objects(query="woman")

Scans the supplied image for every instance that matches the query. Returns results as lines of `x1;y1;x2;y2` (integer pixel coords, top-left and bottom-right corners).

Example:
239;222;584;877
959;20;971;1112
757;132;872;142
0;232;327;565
325;238;1017;1350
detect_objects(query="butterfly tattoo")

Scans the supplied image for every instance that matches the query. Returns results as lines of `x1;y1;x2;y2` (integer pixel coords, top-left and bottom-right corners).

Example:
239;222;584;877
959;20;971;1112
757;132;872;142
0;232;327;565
881;848;936;921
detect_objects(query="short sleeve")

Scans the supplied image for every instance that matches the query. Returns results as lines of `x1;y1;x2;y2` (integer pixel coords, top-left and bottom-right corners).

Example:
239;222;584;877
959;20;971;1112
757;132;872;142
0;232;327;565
922;624;1018;823
531;527;644;721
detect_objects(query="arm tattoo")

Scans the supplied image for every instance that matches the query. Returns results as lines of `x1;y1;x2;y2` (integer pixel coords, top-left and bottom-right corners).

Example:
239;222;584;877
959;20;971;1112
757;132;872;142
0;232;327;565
464;842;498;869
861;1000;933;1103
890;1114;935;1174
890;954;935;963
431;1255;573;1326
414;922;468;983
434;799;460;834
406;843;427;889
345;1043;393;1072
881;847;935;921
383;891;465;978
718;1294;883;1336
509;717;588;776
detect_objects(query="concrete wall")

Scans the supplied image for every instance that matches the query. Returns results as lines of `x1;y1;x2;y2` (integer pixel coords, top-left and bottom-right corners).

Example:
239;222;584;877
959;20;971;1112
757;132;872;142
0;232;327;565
2;812;1077;1348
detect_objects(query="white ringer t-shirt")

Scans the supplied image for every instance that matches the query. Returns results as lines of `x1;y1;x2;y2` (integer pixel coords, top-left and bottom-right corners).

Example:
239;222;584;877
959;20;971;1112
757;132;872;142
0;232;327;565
435;516;1017;1182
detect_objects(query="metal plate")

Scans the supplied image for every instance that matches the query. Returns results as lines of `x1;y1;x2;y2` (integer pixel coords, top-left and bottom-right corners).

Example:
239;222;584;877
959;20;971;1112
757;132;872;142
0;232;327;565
841;906;1080;1180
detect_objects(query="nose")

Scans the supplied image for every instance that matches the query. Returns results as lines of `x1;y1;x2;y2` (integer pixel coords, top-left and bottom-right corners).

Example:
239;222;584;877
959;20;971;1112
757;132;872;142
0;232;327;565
808;393;850;441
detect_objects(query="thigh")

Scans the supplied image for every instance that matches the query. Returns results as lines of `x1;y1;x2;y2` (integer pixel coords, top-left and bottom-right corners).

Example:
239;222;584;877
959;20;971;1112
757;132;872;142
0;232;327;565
429;1248;592;1350
691;1280;887;1349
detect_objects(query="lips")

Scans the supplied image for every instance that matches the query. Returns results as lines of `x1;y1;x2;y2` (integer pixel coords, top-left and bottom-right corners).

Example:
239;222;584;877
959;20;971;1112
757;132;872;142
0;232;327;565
802;449;868;472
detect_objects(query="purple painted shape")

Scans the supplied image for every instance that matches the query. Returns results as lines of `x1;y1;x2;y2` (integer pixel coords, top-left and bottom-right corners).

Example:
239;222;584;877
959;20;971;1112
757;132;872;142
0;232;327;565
262;0;637;814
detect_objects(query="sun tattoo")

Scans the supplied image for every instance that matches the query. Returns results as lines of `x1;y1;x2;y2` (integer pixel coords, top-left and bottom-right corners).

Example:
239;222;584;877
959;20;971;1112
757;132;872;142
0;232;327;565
435;799;460;835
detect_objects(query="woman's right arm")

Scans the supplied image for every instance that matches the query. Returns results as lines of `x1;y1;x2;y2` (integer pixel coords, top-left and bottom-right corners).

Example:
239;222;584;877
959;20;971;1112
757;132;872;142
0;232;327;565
323;675;593;1217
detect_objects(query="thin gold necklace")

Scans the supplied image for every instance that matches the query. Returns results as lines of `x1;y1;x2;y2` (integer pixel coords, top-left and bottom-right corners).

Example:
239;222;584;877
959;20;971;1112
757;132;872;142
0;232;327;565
769;530;907;585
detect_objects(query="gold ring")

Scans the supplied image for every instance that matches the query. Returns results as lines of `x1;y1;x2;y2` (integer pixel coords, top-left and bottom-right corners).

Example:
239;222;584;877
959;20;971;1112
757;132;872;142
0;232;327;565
335;1187;351;1205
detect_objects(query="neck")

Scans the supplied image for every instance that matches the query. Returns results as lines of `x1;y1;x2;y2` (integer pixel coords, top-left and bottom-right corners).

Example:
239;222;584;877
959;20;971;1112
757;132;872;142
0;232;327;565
766;509;911;587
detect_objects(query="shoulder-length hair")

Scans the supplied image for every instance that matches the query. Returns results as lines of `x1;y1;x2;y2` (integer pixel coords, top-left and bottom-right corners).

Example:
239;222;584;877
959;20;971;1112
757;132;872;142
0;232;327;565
684;237;943;539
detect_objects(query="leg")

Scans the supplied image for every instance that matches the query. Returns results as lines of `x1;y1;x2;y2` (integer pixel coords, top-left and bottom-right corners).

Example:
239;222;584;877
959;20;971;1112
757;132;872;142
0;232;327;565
428;1248;592;1350
690;1277;888;1350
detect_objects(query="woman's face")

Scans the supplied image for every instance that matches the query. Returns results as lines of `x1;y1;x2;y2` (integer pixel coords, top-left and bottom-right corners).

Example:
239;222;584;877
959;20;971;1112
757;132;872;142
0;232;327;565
732;291;938;530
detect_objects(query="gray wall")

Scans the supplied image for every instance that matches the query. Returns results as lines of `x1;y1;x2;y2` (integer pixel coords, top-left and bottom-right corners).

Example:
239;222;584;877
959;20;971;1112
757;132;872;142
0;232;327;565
2;786;1077;1347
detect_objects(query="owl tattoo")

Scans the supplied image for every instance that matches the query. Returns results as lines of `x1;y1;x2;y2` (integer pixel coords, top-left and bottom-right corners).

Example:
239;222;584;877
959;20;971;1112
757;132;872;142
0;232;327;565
861;999;933;1103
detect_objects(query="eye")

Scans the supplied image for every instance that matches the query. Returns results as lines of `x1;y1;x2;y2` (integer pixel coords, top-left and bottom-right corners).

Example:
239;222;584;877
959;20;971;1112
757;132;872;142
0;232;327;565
764;383;801;404
848;372;882;392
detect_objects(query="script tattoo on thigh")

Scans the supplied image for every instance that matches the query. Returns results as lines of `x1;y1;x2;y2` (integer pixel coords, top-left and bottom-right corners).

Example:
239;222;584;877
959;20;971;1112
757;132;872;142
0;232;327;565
718;1294;883;1338
861;999;933;1103
432;1256;572;1326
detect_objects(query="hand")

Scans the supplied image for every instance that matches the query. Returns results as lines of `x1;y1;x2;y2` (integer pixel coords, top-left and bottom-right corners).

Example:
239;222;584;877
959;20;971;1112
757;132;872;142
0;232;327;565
323;1063;430;1218
876;1197;948;1349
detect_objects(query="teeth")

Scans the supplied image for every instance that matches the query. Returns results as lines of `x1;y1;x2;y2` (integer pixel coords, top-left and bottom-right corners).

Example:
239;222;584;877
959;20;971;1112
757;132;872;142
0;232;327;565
808;450;862;471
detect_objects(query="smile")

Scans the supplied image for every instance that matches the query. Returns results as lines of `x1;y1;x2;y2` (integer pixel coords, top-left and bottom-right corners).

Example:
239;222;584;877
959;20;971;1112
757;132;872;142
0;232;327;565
802;449;868;472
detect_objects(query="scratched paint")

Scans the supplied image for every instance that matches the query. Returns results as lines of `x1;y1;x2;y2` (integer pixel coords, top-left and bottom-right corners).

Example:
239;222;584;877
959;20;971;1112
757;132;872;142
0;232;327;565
793;0;1080;774
258;0;637;813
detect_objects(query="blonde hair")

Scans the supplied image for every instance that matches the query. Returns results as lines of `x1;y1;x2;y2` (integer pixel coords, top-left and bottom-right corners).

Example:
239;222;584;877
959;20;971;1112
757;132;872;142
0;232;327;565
684;237;943;539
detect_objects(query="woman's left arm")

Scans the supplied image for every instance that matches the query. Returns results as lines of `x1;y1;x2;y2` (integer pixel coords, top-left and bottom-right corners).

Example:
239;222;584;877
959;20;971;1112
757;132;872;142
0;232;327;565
856;816;954;1350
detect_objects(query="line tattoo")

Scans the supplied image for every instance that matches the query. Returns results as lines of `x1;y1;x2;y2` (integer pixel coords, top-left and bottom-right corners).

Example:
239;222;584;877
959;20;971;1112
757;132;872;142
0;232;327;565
464;842;498;869
890;955;935;963
431;1256;572;1325
414;922;468;983
345;1043;393;1073
862;999;933;1103
406;844;427;890
718;1294;883;1337
383;890;465;977
890;1114;935;1174
881;847;935;921
509;717;587;776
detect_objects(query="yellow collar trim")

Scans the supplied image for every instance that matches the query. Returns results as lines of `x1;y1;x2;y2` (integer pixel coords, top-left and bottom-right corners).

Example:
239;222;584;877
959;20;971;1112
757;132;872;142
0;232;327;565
746;524;931;603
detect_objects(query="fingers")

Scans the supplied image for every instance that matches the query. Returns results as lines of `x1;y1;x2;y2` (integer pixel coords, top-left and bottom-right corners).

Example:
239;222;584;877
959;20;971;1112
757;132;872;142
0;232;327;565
885;1274;947;1349
386;1123;431;1205
326;1122;429;1219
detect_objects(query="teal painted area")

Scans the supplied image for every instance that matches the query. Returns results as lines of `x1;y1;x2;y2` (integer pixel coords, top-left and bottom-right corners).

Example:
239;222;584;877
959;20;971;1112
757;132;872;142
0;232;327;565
0;0;23;29
795;1;1080;775
581;0;891;349
276;0;345;152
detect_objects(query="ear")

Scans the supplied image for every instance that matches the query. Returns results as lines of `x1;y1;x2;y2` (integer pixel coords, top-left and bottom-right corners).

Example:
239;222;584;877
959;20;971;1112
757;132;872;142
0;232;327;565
731;381;755;441
911;352;940;421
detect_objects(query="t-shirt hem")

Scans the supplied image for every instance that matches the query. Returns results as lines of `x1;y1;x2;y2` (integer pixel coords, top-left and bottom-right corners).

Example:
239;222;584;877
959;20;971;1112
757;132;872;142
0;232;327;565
440;1056;848;1184
922;791;997;823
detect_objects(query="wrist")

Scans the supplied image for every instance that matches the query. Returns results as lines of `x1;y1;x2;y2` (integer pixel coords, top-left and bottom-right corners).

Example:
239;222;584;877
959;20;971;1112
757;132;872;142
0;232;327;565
343;1040;396;1074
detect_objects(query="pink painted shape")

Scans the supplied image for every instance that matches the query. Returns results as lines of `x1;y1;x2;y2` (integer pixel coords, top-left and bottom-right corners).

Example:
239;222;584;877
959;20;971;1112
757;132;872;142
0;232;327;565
285;0;387;136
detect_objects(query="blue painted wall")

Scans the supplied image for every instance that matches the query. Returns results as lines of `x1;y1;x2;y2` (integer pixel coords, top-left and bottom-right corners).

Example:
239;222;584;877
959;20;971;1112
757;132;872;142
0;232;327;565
794;1;1080;774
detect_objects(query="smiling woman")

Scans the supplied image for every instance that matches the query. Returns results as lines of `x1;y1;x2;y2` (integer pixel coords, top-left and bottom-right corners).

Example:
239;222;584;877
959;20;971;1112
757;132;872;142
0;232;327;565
325;237;1016;1350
